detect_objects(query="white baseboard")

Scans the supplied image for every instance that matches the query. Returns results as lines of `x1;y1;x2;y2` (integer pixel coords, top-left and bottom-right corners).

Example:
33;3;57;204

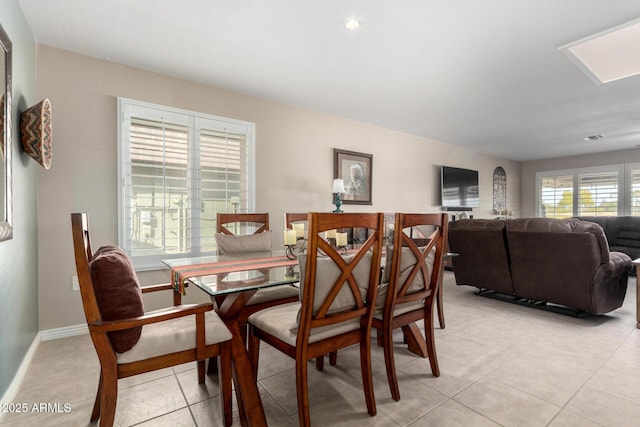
0;334;41;423
39;323;88;341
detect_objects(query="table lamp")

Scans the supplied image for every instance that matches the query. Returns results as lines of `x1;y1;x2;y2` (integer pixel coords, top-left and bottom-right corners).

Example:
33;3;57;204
332;178;345;213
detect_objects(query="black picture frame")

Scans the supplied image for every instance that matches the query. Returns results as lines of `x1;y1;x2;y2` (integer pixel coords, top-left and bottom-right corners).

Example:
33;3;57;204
333;149;372;205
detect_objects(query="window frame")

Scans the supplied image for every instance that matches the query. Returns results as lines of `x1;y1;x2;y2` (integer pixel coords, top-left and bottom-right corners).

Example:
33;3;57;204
535;164;640;218
117;98;256;270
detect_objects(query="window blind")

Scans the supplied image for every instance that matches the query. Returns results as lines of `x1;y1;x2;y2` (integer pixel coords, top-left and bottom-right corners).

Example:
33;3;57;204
199;127;248;252
118;98;255;269
629;168;640;216
539;175;574;218
127;117;191;257
577;171;618;216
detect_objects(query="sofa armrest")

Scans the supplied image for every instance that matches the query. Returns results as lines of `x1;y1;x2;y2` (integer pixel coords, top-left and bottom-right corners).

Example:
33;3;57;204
598;251;632;279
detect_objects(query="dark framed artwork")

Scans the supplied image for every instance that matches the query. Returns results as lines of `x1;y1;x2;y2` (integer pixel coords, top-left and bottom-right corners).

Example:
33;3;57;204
333;149;372;205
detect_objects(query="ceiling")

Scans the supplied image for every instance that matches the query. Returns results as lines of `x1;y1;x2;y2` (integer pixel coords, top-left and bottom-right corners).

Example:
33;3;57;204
17;0;640;162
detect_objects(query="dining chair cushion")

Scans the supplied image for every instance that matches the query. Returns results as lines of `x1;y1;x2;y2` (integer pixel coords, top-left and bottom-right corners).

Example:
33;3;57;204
215;231;272;255
117;310;232;363
376;244;435;313
248;302;361;345
89;245;144;353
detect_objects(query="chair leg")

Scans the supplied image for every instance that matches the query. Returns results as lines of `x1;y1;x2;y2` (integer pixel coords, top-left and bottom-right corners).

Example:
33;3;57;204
98;365;118;427
295;358;311;427
425;303;441;377
359;333;377;416
436;279;446;329
90;370;102;422
315;355;324;371
197;360;206;384
207;356;218;374
219;343;233;427
381;326;401;401
248;325;260;379
329;351;337;366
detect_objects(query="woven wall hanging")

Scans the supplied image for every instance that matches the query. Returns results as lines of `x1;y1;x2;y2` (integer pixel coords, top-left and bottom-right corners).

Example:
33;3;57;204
20;98;52;169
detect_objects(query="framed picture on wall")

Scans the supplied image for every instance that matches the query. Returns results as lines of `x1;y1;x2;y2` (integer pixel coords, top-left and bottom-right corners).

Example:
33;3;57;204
334;149;372;205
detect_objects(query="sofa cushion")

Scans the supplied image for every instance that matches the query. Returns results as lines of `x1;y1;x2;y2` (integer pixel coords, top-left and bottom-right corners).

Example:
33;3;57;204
506;217;579;233
89;245;144;353
215;231;272;255
613;229;640;248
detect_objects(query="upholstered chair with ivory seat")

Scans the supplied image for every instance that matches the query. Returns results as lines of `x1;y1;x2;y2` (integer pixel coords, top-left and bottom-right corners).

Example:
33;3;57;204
247;212;385;427
286;212;332;369
71;213;233;427
215;213;299;325
373;212;448;401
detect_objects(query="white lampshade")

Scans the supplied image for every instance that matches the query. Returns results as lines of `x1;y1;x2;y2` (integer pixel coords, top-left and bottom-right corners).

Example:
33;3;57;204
332;178;345;193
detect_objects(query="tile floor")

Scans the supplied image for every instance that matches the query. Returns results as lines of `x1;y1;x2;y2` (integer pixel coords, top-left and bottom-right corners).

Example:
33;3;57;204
2;271;639;426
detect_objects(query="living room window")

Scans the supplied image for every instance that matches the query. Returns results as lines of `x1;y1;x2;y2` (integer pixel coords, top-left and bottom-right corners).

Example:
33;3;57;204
118;98;255;269
535;164;640;218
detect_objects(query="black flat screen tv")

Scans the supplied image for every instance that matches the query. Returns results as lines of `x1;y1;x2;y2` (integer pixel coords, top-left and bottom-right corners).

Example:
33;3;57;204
441;166;479;209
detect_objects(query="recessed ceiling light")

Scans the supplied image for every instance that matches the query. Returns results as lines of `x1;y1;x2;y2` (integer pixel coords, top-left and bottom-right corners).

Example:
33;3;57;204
345;18;360;31
583;134;605;141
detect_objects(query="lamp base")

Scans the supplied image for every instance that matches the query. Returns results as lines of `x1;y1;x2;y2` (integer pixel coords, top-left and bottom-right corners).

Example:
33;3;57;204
333;193;343;213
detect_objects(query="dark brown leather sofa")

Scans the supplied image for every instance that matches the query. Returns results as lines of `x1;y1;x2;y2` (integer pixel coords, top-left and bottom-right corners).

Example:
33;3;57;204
576;216;640;268
448;218;631;315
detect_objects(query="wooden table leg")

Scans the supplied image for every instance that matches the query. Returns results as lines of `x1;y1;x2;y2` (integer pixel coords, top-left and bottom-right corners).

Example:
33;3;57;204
402;323;428;357
227;320;267;427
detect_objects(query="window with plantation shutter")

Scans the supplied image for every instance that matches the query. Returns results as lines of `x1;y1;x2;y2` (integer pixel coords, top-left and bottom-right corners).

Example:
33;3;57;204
577;170;619;216
539;174;574;218
536;165;629;219
118;98;255;269
628;165;640;216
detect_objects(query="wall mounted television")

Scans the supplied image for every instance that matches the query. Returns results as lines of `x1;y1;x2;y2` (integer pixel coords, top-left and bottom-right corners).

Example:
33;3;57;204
441;166;479;209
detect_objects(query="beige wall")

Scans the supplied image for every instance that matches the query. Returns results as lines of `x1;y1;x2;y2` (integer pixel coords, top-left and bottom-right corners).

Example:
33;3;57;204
36;45;521;331
0;0;38;400
521;148;640;217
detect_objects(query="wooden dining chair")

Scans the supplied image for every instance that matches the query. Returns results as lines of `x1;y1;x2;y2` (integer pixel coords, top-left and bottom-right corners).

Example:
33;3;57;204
70;213;233;427
373;212;448;401
284;212;308;232
247;212;385;427
215;212;299;324
217;212;270;236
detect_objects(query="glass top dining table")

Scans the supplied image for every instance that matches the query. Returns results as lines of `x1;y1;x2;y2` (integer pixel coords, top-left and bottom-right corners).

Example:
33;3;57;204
163;251;300;427
163;251;300;297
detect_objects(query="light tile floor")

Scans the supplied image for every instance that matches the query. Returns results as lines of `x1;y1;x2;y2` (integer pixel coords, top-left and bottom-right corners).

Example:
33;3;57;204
2;271;639;426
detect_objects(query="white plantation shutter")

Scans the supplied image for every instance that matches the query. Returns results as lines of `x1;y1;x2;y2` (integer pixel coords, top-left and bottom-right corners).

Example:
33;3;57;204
198;124;251;253
627;165;640;216
128;117;191;256
537;165;629;219
539;174;574;218
577;170;619;216
119;99;255;269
